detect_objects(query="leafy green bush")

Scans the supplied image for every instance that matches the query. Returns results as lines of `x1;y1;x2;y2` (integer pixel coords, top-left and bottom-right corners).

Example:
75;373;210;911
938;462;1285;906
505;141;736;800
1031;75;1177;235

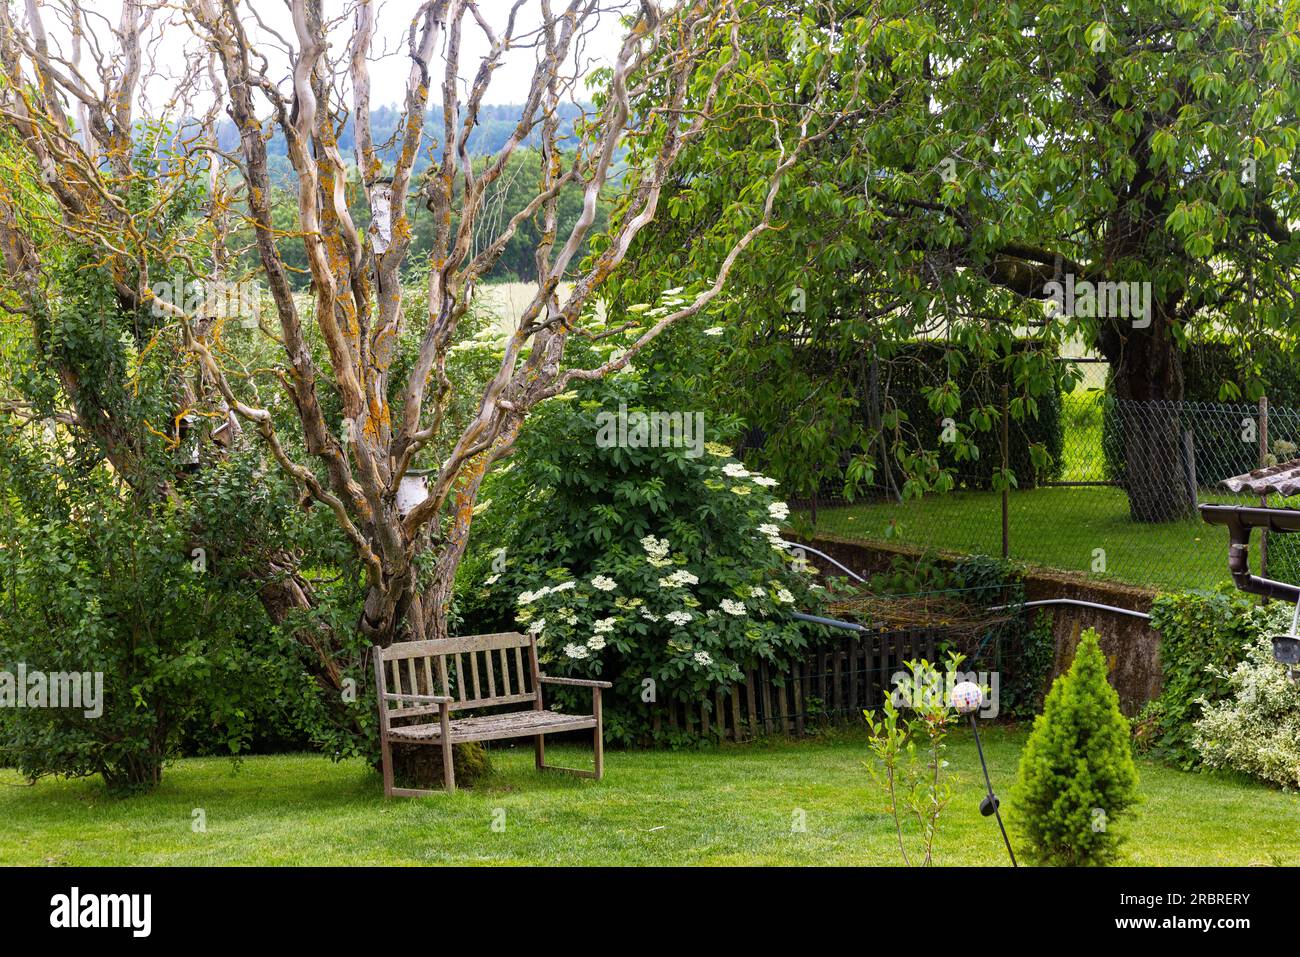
0;412;331;791
458;373;824;745
1140;588;1287;768
1193;636;1300;789
876;341;1064;490
864;652;964;866
1179;337;1300;408
0;473;312;792
1010;629;1139;866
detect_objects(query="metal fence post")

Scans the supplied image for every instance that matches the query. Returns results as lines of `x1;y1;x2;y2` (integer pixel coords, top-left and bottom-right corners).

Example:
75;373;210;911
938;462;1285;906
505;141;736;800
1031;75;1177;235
1001;382;1009;560
1260;394;1270;580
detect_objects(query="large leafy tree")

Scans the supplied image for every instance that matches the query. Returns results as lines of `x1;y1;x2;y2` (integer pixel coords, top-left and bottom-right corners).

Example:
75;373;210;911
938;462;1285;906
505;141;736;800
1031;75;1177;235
616;0;1300;522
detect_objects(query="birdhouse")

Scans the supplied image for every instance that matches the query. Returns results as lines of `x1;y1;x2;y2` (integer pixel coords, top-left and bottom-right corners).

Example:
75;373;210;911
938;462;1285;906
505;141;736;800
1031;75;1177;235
1271;634;1300;666
369;177;395;255
396;470;430;517
211;412;241;451
177;413;200;472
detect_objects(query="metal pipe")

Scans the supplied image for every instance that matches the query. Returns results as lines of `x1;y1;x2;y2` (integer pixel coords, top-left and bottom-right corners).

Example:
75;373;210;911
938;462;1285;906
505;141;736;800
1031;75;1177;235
986;598;1150;621
781;541;867;583
1199;504;1300;603
789;610;869;633
788;543;1152;619
794;597;1150;640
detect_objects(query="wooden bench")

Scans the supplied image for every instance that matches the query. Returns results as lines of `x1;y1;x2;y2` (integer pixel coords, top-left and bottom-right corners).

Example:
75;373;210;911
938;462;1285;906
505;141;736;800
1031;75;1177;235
373;631;612;796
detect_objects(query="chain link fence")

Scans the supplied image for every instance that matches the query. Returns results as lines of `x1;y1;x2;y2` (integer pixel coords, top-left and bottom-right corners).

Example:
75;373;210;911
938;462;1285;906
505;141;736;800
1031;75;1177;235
791;394;1300;594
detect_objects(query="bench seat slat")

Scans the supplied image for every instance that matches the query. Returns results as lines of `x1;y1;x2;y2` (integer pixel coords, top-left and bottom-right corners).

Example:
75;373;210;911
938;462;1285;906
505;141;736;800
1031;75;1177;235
388;709;597;744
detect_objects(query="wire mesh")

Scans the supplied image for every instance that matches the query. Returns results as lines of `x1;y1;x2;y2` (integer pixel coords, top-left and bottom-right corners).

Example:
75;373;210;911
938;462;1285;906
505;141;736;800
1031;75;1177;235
791;395;1300;594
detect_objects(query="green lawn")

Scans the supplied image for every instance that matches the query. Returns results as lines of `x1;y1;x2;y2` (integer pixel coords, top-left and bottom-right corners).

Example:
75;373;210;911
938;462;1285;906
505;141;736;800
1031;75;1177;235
1060;389;1108;482
2;727;1295;866
804;487;1258;593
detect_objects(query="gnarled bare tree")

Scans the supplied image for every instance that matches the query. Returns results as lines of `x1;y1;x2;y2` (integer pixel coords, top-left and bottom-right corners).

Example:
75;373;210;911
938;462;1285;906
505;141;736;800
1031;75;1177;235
0;0;827;682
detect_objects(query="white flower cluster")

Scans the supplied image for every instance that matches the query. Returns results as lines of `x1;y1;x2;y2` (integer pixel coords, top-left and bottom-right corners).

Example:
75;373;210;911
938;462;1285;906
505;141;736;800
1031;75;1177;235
593;617;617;635
720;461;780;488
720;599;747;617
665;610;693;627
658;569;699;588
693;651;713;666
517;580;576;605
564;643;589;659
590;574;618;592
640;534;672;568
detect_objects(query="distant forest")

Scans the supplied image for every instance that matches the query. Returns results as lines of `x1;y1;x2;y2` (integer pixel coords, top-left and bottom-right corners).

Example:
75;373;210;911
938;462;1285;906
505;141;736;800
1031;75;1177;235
217;103;611;285
217;102;590;179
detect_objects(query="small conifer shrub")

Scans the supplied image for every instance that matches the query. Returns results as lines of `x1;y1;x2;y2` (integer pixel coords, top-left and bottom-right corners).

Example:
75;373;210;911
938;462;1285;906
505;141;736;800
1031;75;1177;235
1010;629;1139;866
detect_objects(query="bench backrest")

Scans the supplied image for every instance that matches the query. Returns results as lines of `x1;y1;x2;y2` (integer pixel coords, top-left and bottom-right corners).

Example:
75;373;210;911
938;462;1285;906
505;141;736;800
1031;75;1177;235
376;632;539;719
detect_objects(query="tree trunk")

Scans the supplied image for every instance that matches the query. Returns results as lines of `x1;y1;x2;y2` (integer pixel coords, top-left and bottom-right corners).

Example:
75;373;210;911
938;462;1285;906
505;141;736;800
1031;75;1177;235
1098;298;1195;523
360;558;494;789
1117;401;1194;522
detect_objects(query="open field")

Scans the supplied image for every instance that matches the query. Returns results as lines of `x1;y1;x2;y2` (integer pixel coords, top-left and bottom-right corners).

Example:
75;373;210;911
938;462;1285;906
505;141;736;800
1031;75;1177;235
2;727;1295;866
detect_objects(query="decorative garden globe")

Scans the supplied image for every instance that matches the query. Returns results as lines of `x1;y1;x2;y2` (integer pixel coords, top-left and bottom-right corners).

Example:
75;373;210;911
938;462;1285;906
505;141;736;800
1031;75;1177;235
950;681;983;715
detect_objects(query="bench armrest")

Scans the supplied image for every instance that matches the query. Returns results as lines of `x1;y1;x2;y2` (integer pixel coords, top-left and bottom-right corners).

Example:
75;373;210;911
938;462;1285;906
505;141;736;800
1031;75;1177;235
539;675;612;689
382;693;453;704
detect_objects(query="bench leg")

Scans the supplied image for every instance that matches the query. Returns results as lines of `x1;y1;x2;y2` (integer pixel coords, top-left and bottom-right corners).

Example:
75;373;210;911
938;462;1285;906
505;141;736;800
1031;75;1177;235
537;694;605;780
441;707;456;793
379;733;395;798
594;688;604;781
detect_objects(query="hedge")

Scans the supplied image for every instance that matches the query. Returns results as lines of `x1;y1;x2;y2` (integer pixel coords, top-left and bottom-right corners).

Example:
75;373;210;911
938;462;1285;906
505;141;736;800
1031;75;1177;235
878;341;1064;491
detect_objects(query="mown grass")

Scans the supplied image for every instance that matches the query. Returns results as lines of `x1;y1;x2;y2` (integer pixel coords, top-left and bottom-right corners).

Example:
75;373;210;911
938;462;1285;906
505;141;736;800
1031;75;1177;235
1060;389;1108;482
2;727;1295;866
804;486;1256;594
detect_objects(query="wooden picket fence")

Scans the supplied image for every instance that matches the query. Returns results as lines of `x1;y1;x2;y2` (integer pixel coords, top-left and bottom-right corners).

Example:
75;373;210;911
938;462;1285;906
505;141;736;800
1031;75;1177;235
651;626;943;741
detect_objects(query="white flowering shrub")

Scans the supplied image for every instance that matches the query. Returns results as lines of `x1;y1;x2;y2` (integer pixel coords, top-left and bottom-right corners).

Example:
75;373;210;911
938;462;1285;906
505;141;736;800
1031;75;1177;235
458;375;825;744
1193;636;1300;789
